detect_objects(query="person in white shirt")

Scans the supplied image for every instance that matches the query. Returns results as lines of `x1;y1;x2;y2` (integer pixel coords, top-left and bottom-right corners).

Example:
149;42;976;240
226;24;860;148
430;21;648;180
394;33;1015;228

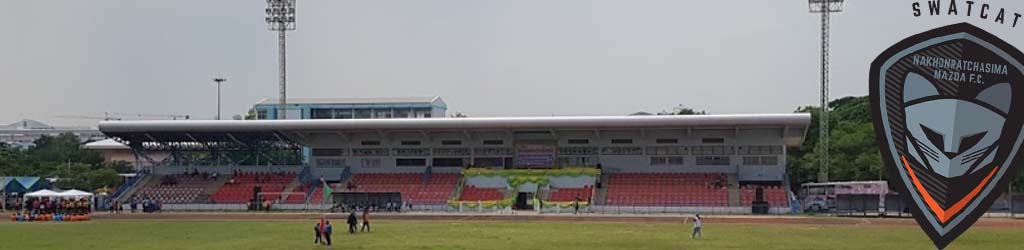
691;214;702;239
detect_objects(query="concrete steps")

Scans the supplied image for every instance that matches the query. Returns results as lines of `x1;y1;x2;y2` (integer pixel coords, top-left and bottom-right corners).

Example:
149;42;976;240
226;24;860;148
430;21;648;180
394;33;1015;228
116;174;153;203
727;174;741;206
279;177;302;202
593;173;611;205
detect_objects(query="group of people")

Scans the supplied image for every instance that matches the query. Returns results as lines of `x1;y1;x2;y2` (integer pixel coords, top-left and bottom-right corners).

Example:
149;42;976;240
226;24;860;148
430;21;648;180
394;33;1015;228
124;196;161;213
9;197;93;222
333;200;404;213
25;197;91;215
313;209;372;246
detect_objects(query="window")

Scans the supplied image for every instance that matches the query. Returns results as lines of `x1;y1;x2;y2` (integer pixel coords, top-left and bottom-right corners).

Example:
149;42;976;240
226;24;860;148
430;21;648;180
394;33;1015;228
360;140;381;146
315;158;346;167
355;110;372;119
739;145;783;155
474;147;515;156
601;147;644;155
650;156;685;166
558;156;599;166
401;140;421;146
360;158;381;167
441;140;462;146
396;158;427;167
645;146;689;155
432;158;464;167
656;138;679;144
611;139;633;144
483;140;504;145
691;146;735;155
311;109;333;119
474;157;505;167
701;137;725;144
433;148;471;156
312;148;345;157
352;148;388;156
395;111;410;118
696;156;730;165
256;110;268;120
742;156;779;166
558;147;599;155
567;139;590;145
392;148;431;156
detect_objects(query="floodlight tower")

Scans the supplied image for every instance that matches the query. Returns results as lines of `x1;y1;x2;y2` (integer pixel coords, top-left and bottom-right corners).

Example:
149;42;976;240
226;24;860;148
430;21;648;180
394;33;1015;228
809;0;844;183
213;78;227;120
265;0;296;119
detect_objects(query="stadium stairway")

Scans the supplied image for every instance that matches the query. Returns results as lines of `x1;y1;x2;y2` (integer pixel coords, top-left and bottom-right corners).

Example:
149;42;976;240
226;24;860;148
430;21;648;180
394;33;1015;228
195;177;229;203
279;176;302;202
115;174;153;204
536;187;551;200
593;174;610;205
727;174;741;206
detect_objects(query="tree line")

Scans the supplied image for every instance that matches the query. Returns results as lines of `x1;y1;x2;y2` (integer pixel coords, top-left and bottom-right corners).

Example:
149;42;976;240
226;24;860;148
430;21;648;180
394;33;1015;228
0;133;128;192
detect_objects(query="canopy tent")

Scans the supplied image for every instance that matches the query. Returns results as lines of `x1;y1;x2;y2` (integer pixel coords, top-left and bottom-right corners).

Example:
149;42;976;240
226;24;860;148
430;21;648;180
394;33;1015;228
3;177;48;194
23;189;61;198
61;189;94;199
0;177;11;191
23;189;95;199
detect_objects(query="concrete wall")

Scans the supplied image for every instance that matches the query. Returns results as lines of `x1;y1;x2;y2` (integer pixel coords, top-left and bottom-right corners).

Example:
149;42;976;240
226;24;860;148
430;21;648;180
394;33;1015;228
298;127;792;181
153;165;300;175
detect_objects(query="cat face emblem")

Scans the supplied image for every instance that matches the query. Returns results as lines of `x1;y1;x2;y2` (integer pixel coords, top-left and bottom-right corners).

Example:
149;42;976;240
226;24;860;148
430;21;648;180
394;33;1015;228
871;23;1024;249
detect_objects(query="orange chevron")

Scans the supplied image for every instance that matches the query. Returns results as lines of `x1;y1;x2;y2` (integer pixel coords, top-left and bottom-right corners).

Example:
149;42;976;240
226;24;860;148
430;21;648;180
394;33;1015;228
901;155;999;223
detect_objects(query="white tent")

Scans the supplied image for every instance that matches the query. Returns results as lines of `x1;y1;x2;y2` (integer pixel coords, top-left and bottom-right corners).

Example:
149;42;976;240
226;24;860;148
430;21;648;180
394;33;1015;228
61;189;94;199
23;189;61;198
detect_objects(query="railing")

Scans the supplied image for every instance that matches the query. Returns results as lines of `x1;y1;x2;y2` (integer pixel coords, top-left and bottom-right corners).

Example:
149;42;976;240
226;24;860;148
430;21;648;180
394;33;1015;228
298;166;311;184
339;166;352;183
589;205;790;215
112;172;146;201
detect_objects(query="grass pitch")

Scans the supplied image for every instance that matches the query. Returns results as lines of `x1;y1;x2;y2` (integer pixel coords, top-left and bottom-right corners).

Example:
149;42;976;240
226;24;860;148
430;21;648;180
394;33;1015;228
0;219;1022;250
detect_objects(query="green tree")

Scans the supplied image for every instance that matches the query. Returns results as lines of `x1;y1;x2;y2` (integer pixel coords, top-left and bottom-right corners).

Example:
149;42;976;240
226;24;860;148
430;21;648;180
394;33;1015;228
657;105;708;115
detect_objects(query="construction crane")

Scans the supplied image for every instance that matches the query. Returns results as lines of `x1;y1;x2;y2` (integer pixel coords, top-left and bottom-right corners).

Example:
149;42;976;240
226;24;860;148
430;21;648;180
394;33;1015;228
108;112;190;120
55;112;190;121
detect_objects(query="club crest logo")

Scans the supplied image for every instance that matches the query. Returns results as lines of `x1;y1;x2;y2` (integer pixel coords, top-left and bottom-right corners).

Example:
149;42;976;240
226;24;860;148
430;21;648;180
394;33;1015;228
870;22;1024;249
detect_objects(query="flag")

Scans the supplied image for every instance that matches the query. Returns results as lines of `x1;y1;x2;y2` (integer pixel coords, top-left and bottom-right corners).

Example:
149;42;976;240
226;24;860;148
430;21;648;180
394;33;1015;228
321;180;332;204
319;216;326;235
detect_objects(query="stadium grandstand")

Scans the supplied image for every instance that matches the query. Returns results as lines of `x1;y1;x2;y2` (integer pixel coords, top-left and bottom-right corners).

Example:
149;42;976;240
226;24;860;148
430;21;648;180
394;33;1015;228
97;113;810;214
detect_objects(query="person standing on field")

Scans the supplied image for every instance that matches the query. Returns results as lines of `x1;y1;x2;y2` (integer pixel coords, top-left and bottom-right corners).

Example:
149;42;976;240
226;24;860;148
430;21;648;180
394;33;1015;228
314;222;322;245
361;208;371;232
691;214;703;239
347;212;358;234
324;221;333;245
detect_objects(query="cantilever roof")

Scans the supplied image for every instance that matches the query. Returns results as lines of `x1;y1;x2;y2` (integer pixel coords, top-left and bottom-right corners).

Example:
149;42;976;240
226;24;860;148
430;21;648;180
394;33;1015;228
100;114;810;133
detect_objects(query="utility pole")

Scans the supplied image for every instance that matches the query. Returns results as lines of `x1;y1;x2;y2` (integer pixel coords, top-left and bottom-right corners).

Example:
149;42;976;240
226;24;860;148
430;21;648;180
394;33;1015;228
808;0;844;183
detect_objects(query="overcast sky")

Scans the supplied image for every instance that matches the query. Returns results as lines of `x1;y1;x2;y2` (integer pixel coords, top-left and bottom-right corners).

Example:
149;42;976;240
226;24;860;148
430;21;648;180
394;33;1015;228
3;0;1024;126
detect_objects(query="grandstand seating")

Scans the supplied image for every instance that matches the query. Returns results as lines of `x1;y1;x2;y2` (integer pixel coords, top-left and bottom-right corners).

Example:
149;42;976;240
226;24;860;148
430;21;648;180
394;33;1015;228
283;184;311;204
211;172;296;204
309;184;325;204
547;186;593;202
457;185;505;201
604;173;729;206
346;173;460;205
133;174;220;204
740;185;790;207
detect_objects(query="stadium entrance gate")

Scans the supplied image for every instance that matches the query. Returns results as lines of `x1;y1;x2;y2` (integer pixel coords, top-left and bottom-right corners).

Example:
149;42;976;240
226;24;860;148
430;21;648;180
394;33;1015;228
515;192;535;210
